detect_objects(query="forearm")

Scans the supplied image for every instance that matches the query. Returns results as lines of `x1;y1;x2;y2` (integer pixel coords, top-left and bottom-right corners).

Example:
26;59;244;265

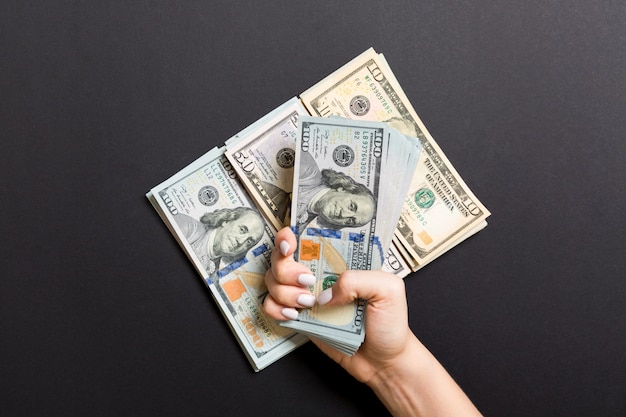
367;336;482;417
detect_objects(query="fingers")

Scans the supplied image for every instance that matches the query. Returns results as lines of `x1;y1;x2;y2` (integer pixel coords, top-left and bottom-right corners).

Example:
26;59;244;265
263;292;300;321
272;227;298;259
264;228;407;323
263;227;316;321
268;228;314;286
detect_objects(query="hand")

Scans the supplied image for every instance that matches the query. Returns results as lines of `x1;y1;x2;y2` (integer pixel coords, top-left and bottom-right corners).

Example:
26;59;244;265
263;227;482;417
263;227;413;383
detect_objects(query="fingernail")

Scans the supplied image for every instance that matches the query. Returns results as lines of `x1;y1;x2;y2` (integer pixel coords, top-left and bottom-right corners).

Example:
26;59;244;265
297;273;316;287
279;240;290;256
317;288;333;305
297;293;316;307
281;308;299;320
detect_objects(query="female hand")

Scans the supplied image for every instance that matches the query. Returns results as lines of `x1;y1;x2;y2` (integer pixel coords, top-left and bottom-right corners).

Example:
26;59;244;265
263;227;482;417
263;227;416;383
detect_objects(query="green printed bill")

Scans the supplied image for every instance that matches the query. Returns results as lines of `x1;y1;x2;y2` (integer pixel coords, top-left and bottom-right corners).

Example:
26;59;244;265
147;146;308;371
280;116;421;354
299;47;491;269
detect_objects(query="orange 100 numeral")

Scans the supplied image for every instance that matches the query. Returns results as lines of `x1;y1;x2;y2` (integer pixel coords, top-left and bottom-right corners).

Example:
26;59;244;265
240;317;264;348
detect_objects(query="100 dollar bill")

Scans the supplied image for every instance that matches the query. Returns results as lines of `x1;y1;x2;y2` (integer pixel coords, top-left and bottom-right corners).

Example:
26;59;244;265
147;147;308;371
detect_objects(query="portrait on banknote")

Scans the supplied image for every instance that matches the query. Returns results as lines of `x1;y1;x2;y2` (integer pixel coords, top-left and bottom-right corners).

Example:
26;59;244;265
293;151;376;234
172;206;265;277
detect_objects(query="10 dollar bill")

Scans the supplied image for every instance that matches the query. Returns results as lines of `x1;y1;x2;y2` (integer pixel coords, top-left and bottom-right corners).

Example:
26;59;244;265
299;47;490;268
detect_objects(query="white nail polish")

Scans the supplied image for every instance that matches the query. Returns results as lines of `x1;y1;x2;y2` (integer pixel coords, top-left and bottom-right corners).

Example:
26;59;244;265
317;288;333;305
297;273;316;287
297;294;316;307
281;308;299;320
279;240;290;256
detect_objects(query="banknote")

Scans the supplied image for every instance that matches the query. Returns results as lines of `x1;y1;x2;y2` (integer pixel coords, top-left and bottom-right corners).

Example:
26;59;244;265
299;48;490;268
281;116;421;353
407;219;489;271
382;241;412;278
147;146;308;371
225;98;310;230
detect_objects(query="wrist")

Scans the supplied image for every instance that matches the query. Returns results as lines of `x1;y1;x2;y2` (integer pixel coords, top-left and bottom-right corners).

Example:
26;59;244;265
366;335;482;417
366;336;429;416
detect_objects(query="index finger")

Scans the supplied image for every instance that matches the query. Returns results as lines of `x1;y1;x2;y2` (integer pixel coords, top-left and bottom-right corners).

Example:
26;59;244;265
269;227;313;287
272;227;298;261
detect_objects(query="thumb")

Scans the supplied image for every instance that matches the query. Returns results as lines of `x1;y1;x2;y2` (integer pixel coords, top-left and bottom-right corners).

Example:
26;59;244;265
317;269;406;307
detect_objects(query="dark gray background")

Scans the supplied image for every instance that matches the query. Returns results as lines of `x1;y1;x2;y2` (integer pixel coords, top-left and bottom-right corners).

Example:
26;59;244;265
2;1;625;416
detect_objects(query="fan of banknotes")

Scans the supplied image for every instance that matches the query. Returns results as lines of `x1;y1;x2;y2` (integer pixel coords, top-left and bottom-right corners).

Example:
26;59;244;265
146;47;490;371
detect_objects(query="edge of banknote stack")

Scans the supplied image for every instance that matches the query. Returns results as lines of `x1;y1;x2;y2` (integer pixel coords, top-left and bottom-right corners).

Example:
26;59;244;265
146;47;491;371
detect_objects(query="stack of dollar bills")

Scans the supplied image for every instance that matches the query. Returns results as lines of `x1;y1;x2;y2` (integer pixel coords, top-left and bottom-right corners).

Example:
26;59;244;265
146;47;490;371
276;116;421;355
